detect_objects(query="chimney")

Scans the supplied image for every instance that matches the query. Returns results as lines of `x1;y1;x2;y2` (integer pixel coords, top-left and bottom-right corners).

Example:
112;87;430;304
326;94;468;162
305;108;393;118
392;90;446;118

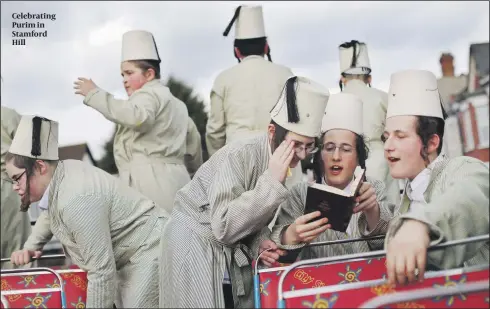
440;53;455;77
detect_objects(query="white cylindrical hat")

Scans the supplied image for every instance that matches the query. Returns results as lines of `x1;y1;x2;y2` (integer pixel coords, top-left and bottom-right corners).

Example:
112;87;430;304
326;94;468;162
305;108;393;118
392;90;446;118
386;70;444;119
9;115;59;160
121;30;160;62
270;76;330;137
223;5;266;39
321;93;363;135
339;40;371;75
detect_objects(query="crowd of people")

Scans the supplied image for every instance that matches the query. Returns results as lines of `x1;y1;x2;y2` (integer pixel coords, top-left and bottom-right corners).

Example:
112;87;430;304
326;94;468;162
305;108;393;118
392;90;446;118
1;4;489;309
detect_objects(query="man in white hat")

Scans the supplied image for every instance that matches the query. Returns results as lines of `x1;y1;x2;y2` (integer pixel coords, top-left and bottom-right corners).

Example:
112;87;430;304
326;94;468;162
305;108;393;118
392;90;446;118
382;70;489;285
258;93;395;266
6;115;166;308
159;76;329;308
338;40;401;205
74;30;198;214
1;106;32;269
206;5;303;188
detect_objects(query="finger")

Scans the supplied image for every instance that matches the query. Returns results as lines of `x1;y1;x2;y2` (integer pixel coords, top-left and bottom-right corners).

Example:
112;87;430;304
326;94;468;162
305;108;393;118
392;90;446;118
34;251;42;259
23;250;30;264
273;141;287;157
395;254;407;285
386;250;396;286
405;254;416;283
264;252;280;261
298;225;328;241
276;249;286;256
355;195;377;213
296;211;323;225
261;260;272;267
297;217;329;232
416;249;427;282
280;141;295;162
78;77;88;81
358;182;369;195
357;186;374;203
283;145;295;167
75;91;83;95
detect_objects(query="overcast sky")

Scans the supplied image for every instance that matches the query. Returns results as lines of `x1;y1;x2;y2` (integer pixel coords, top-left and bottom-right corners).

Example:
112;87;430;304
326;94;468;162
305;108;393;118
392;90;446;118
1;1;489;160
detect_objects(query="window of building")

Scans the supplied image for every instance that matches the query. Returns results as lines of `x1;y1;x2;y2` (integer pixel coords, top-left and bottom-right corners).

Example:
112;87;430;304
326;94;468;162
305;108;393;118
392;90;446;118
475;104;489;148
463;109;474;152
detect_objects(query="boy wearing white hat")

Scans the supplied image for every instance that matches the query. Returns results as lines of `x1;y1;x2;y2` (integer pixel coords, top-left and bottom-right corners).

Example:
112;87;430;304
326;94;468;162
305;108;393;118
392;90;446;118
258;93;395;266
338;40;401;206
382;70;489;285
159;76;329;308
206;6;303;189
6;115;165;308
74;30;200;214
0;106;32;269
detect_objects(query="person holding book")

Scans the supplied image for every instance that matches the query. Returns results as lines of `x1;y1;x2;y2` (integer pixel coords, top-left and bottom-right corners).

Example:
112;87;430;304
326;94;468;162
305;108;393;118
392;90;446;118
159;76;329;308
6;115;166;308
258;92;395;266
381;70;489;285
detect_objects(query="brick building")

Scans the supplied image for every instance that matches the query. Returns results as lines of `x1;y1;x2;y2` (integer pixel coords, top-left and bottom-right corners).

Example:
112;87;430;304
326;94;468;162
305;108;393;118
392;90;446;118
443;43;489;166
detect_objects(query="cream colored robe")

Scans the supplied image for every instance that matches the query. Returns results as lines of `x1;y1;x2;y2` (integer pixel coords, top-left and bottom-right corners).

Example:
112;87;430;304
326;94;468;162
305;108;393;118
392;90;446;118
160;134;291;308
265;177;395;260
205;55;294;156
23;160;166;308
185;116;203;178
385;156;489;269
343;80;401;205
83;80;191;213
1;106;31;268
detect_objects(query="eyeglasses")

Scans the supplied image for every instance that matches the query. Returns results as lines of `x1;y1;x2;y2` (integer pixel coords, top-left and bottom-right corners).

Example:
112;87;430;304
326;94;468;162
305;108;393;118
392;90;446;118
293;143;318;154
9;170;26;185
321;143;354;155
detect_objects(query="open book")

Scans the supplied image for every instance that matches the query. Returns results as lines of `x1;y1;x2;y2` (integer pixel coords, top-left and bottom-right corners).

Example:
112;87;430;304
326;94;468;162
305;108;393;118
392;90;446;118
304;166;366;233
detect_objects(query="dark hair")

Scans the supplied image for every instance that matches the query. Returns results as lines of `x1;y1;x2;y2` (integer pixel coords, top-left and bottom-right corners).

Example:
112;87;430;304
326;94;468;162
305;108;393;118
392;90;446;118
128;59;161;79
312;133;369;184
415;115;446;162
339;74;371;91
234;37;271;63
269;119;289;151
5;152;58;212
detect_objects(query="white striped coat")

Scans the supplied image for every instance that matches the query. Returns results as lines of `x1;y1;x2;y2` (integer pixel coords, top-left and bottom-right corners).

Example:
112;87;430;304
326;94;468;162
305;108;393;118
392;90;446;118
23;160;166;308
159;133;292;308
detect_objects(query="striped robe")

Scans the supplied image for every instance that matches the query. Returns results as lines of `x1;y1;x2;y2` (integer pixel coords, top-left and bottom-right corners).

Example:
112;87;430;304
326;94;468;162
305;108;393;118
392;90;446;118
23;160;166;308
265;177;394;259
159;133;291;308
385;155;489;268
1;106;31;269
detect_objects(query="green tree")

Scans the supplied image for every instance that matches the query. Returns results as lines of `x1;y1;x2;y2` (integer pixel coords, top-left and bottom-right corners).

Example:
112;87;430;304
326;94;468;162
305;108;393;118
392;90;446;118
97;75;209;174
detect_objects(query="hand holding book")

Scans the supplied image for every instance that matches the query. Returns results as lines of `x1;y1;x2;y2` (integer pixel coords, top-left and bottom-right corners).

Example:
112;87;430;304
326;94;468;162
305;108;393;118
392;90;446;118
282;211;331;245
353;182;379;214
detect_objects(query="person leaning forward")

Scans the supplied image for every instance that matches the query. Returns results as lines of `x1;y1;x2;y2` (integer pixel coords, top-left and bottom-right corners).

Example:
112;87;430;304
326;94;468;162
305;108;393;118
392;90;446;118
159;76;330;308
382;70;489;285
7;115;166;308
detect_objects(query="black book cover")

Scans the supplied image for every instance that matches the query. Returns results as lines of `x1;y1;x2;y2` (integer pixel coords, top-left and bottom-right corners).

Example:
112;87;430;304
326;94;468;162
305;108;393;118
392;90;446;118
303;167;365;233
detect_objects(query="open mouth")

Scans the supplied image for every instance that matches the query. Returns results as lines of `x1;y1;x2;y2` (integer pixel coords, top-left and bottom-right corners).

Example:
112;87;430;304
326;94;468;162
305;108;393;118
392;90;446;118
330;165;343;175
388;156;400;163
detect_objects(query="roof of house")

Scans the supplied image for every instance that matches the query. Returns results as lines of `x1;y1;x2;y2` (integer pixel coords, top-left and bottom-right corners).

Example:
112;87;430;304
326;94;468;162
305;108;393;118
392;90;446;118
470;42;489;76
58;143;97;166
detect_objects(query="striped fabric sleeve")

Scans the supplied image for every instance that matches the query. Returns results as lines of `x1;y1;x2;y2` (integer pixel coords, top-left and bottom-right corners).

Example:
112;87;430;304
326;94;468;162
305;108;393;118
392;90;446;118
23;210;53;251
63;194;117;308
208;149;290;245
